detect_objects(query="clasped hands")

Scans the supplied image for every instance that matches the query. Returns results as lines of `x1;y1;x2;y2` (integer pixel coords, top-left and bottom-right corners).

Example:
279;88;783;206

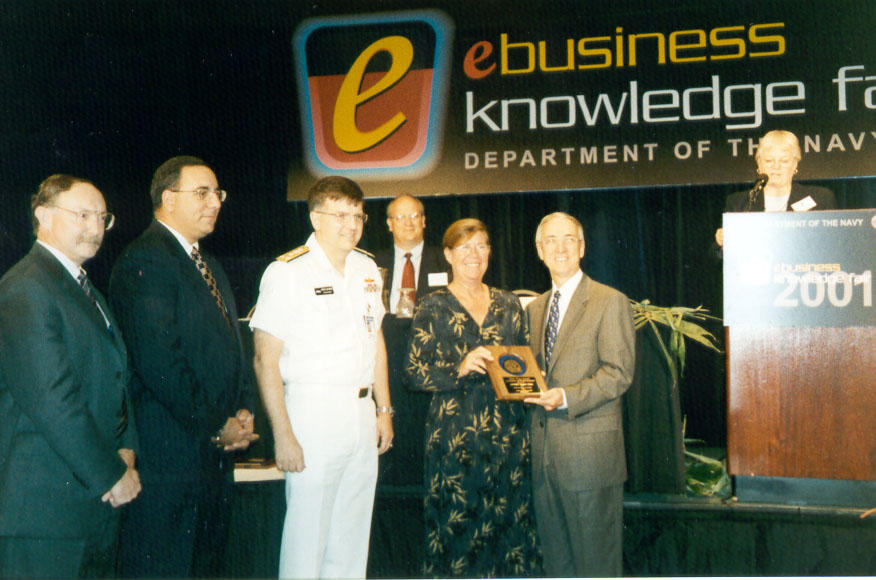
102;448;141;508
212;409;260;451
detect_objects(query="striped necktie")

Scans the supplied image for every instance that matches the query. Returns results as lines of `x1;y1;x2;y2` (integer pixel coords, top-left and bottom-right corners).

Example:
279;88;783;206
79;271;126;435
544;290;561;367
78;271;114;335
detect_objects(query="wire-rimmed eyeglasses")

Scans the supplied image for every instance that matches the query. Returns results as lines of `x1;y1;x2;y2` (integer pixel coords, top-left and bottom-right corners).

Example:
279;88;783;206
49;205;116;230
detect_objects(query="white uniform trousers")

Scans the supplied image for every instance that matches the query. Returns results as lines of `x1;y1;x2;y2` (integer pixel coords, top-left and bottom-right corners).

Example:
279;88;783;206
279;386;378;579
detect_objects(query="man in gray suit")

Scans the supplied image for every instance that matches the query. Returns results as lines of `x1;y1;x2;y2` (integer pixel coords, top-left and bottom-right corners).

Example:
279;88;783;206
524;212;635;577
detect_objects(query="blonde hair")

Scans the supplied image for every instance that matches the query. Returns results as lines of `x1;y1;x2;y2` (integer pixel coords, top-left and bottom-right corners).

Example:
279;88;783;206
755;130;801;162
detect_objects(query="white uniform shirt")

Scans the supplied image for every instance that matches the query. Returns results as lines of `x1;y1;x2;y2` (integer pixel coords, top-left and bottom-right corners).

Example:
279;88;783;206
250;233;385;389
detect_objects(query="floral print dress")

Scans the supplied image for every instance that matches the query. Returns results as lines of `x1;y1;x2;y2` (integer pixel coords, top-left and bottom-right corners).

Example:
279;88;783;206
406;287;542;578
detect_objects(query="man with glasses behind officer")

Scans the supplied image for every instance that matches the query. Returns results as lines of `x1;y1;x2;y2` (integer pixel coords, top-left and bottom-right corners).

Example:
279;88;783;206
374;194;449;488
252;176;393;579
0;174;139;578
109;156;257;578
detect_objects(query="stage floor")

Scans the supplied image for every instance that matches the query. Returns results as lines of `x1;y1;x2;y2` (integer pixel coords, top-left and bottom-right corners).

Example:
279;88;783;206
226;480;876;578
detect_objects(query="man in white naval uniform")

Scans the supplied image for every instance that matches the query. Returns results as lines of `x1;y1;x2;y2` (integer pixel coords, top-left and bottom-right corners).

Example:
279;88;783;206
251;176;394;579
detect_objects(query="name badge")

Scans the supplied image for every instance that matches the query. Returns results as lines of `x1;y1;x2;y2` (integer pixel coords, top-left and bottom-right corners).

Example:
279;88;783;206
428;272;449;287
791;196;817;212
314;286;334;296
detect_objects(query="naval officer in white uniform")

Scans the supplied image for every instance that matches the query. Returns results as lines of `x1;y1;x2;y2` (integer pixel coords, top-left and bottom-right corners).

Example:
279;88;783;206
251;176;394;579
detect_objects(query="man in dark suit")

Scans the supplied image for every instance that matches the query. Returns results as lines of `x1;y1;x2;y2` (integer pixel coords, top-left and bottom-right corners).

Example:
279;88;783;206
524;212;636;577
109;156;257;578
374;194;449;487
0;174;140;578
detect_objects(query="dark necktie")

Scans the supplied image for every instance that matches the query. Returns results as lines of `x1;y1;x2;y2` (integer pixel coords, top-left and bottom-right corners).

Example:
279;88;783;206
78;271;113;334
191;247;232;328
544;290;561;367
78;272;127;437
77;271;97;307
401;252;416;303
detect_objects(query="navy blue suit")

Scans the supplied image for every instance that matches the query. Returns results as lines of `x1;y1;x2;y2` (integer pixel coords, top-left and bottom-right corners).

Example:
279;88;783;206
109;221;252;578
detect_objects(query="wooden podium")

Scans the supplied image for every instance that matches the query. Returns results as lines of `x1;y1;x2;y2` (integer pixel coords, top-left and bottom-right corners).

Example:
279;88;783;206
723;210;876;504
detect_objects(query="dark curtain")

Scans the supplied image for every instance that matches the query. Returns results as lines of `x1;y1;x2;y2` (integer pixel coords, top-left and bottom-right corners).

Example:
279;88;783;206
624;327;686;494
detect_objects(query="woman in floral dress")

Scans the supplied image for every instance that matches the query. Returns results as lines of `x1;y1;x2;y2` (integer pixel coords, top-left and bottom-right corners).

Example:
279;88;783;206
406;218;541;578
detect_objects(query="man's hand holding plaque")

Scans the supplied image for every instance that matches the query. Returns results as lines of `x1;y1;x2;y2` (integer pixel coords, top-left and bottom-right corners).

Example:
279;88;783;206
483;345;547;401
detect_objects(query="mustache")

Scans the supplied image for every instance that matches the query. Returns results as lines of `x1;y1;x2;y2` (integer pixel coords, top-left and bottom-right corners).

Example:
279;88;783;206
78;235;103;245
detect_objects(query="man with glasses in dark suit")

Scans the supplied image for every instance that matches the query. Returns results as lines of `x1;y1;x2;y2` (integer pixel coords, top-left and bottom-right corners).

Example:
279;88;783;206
110;156;257;578
374;194;449;487
0;174;139;578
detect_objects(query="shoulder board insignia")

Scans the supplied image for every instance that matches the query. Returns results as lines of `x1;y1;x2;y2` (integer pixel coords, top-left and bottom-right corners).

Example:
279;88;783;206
275;246;309;262
353;247;374;259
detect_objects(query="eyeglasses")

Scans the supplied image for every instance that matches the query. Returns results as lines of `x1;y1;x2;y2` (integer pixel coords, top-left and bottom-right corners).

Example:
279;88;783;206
390;212;422;222
49;205;116;230
538;236;582;249
171;188;227;202
313;210;368;225
453;242;490;253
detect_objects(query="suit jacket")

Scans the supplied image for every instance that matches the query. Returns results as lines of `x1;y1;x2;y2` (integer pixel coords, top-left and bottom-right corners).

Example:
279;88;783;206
374;244;449;308
109;221;251;484
724;183;836;213
0;244;132;564
526;274;636;491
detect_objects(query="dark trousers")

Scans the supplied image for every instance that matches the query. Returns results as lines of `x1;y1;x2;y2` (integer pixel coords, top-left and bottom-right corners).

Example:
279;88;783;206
119;478;233;578
0;504;121;579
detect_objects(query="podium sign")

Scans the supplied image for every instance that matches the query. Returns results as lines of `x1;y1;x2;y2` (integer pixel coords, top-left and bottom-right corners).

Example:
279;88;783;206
724;209;876;327
724;210;876;484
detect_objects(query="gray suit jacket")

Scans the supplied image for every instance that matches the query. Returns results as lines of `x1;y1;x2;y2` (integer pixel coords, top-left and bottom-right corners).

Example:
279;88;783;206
526;274;635;491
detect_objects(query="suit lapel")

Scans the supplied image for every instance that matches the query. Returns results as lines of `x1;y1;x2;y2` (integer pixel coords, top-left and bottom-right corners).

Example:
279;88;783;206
32;244;125;363
152;222;225;319
549;275;591;374
787;185;811;210
92;284;127;358
149;222;237;338
529;292;549;367
416;249;429;292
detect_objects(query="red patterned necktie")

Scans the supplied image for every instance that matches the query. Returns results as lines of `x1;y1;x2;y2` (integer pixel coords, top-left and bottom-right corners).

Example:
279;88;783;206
191;247;232;328
401;252;416;303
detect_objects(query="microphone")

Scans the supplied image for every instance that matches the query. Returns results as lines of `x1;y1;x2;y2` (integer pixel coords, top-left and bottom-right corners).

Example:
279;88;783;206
746;173;769;211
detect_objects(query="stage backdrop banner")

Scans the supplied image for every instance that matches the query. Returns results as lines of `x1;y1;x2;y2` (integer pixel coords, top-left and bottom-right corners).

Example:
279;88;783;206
287;1;876;200
723;209;876;327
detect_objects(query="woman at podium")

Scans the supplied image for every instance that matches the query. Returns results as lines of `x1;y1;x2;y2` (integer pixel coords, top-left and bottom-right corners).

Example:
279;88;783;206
715;129;836;248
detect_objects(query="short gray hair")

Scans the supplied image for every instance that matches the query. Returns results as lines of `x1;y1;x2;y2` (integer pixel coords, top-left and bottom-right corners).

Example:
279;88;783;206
534;212;584;244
